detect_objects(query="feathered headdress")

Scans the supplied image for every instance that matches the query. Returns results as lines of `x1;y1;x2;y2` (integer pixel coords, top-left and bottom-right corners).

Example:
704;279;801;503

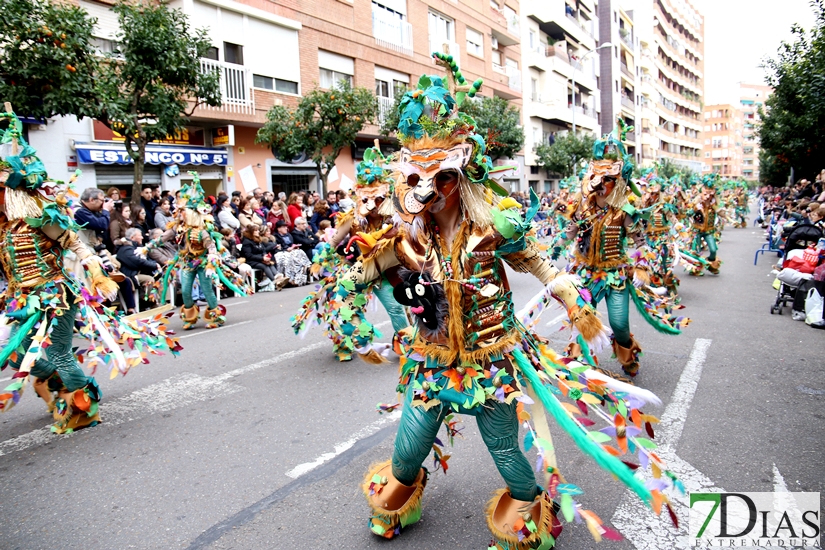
581;120;641;209
179;172;211;215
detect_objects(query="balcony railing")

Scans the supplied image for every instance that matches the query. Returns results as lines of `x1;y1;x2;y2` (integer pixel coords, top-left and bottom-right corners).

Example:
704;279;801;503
372;10;413;57
377;96;394;126
506;66;521;92
621;95;635;109
625;131;636;141
199;58;254;115
620;31;633;48
621;63;633;79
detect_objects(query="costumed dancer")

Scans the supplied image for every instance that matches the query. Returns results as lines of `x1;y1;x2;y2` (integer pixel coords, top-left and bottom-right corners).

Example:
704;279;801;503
684;174;722;276
639;173;681;297
337;57;681;548
0;108;180;433
732;181;749;228
158;174;250;329
550;123;689;377
292;145;409;361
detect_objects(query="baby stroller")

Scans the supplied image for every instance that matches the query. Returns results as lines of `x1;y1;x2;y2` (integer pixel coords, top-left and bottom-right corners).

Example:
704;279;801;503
770;223;824;314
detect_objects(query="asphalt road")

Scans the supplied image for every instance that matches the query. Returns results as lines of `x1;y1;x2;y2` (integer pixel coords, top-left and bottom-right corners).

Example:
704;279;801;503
0;217;822;550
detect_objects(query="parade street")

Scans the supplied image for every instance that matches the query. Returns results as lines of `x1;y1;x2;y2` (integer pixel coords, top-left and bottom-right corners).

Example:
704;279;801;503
0;222;821;550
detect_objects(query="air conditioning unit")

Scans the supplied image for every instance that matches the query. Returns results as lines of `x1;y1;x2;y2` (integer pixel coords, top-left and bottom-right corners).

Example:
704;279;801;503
491;36;499;50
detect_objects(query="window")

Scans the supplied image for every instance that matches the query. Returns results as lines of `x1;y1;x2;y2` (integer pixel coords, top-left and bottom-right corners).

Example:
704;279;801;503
529;30;536;51
375;79;390;98
92;37;119;55
530;166;540;174
705;152;710;158
253;75;299;94
429;10;454;42
320;69;352;89
466;27;483;57
491;49;502;67
204;47;219;61
224;42;244;65
319;50;354;89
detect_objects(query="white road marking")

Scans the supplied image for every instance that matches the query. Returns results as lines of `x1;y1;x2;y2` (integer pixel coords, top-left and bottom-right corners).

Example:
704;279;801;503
0;321;391;457
284;410;403;479
177;320;253;339
612;338;719;550
773;463;789;493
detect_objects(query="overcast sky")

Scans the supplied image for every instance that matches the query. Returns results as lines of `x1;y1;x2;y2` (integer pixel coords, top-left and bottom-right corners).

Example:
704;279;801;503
689;0;815;104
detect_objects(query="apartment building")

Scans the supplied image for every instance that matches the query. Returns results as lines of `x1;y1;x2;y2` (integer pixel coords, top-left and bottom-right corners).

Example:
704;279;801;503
597;1;639;162
739;82;772;182
632;0;704;172
28;0;524;196
701;104;742;178
521;0;601;193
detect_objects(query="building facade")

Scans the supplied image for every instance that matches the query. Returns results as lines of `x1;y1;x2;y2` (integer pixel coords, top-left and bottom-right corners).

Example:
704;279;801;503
738;82;772;182
28;0;525;196
520;0;601;193
597;0;639;162
632;0;704;172
701;104;742;178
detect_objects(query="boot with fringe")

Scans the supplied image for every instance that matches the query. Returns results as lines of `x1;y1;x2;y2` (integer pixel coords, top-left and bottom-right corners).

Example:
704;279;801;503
33;372;64;414
707;259;721;275
52;385;101;435
486;489;562;549
180;305;200;330
204;306;226;329
612;335;642;377
363;460;427;539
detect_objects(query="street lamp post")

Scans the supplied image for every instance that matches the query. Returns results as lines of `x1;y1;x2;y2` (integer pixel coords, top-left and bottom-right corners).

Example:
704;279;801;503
571;42;612;135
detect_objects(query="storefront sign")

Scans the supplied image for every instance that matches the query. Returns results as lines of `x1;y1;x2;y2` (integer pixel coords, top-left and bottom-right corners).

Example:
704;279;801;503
75;143;228;166
211;125;235;147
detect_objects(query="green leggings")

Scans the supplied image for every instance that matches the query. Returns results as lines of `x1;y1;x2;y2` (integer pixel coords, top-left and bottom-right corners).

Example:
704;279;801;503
392;387;537;501
701;233;718;261
372;276;409;334
596;286;632;347
8;302;92;392
181;268;218;309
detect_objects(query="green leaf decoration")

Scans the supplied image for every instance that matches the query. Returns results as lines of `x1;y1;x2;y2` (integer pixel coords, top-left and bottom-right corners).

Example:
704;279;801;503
588;432;612;443
634;437;657;449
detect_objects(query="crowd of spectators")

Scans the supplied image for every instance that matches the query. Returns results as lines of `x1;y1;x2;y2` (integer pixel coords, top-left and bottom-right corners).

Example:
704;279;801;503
757;175;825;329
73;185;356;310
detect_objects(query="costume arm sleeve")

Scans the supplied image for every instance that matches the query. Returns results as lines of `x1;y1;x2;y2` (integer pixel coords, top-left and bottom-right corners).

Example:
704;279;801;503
503;239;560;285
330;217;353;247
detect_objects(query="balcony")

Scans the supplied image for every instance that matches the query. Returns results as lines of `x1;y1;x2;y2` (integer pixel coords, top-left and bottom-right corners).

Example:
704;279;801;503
621;63;634;79
620;29;633;49
377;96;394;126
506;66;522;92
429;37;460;59
523;0;595;50
625;131;636;142
372;10;413;57
199;58;254;115
621;95;635;110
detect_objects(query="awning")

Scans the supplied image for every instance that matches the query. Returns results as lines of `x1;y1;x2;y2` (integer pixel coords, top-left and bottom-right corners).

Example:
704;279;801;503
75;142;228;166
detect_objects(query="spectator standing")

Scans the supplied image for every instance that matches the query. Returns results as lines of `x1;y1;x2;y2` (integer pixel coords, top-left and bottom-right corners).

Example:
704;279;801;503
326;190;340;215
106;187;121;201
154;199;175;230
286;193;304;230
109;202;133;250
75;187;114;252
140;187;157;229
291;217;320;261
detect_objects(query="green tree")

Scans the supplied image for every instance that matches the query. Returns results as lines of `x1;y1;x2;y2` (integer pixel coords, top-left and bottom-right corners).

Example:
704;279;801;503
534;132;595;177
97;1;220;207
456;96;524;161
257;81;377;193
381;93;525;162
758;0;825;185
0;0;101;119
